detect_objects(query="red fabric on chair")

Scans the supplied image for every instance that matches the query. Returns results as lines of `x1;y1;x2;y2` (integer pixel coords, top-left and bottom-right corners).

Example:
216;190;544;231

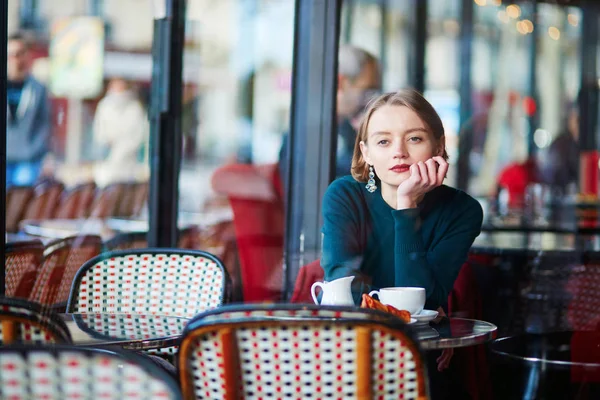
211;163;284;303
448;261;493;400
291;259;324;303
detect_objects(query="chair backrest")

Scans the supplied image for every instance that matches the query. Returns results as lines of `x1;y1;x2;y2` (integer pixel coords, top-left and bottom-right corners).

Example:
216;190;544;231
6;185;34;233
0;345;182;399
291;259;324;303
211;163;284;303
89;183;127;218
55;235;104;307
67;249;230;317
29;235;103;307
5;240;44;299
22;180;65;220
0;297;71;344
179;304;429;400
132;181;149;216
104;231;148;251
54;182;97;219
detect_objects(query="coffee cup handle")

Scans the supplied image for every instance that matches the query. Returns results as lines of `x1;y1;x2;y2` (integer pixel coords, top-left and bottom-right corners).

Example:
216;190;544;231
368;290;380;299
311;282;325;305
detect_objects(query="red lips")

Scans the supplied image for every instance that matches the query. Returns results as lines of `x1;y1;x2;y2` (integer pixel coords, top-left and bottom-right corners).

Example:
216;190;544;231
390;164;410;173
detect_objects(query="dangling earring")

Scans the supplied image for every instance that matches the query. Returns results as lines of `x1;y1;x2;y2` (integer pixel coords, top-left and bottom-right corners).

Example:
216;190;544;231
365;165;377;193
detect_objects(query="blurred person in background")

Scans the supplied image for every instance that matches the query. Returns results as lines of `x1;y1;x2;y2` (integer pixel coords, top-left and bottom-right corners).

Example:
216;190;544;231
279;45;381;181
92;77;149;187
6;32;51;187
540;102;579;194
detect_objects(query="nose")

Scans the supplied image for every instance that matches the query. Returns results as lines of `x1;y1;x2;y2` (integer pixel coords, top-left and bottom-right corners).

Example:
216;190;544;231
392;139;408;159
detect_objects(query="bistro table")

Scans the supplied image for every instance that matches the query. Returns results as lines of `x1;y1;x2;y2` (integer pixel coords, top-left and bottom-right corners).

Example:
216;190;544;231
62;313;189;350
414;317;498;350
471;231;600;255
490;331;600;399
19;209;233;241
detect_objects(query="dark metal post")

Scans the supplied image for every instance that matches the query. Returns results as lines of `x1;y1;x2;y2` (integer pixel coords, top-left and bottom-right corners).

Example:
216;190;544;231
147;0;186;247
456;0;473;191
283;0;341;299
526;0;539;157
0;0;7;296
379;0;388;88
410;0;427;92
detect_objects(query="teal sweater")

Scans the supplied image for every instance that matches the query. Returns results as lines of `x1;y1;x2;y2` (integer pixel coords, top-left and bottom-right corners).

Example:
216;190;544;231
321;176;483;310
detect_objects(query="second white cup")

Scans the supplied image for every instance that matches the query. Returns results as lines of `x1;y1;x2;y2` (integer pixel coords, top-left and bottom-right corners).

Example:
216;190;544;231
368;287;426;315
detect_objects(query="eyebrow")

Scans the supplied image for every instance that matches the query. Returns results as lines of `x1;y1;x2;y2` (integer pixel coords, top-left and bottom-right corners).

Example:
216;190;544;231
369;127;429;137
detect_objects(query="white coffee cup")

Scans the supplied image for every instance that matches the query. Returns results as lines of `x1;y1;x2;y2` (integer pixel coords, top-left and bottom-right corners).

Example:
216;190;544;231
368;287;426;315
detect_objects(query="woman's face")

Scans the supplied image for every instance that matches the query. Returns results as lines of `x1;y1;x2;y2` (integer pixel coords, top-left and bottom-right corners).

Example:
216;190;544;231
360;104;442;188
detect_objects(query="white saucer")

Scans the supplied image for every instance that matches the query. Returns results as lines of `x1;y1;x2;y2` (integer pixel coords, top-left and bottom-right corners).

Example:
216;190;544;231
407;318;417;325
411;310;439;324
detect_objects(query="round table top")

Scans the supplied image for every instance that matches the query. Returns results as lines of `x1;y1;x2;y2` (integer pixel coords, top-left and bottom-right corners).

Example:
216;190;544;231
62;313;189;350
414;317;498;350
490;331;600;368
19;210;233;240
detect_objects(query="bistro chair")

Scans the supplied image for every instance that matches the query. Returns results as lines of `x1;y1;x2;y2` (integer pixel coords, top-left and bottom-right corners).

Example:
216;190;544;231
210;163;284;303
5;239;44;299
89;182;127;219
66;249;230;317
179;304;429;400
5;185;35;233
21;179;64;220
67;249;230;360
132;181;149;216
54;182;97;219
0;345;182;399
0;297;71;344
29;235;103;309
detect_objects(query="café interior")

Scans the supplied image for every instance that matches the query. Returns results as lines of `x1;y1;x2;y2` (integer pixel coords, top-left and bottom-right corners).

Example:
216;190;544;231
2;0;600;399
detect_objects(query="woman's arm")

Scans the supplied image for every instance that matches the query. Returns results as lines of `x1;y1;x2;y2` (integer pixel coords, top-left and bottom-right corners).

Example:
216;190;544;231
321;180;371;303
392;195;483;309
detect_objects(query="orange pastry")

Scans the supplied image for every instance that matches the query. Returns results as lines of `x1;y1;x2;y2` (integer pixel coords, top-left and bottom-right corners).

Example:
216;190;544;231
360;294;411;323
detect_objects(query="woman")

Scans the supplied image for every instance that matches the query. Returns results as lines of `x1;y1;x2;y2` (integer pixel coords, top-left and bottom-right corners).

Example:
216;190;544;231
321;89;483;375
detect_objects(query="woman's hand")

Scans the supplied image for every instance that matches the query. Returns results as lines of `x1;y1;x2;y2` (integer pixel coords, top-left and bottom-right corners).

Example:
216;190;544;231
396;156;449;210
436;348;454;371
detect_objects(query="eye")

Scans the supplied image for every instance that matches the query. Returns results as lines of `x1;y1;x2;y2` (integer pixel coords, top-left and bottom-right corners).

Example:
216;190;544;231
377;139;389;146
408;136;423;143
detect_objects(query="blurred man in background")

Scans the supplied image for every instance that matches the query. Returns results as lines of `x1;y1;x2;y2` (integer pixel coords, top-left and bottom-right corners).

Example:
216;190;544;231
279;45;380;181
6;32;50;186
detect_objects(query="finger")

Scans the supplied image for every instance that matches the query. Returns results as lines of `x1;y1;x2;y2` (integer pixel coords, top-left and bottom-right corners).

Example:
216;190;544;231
425;159;437;186
436;352;452;371
417;161;429;185
409;163;421;183
433;156;449;184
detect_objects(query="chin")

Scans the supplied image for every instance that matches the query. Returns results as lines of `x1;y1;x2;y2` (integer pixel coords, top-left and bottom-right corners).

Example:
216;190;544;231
380;173;408;188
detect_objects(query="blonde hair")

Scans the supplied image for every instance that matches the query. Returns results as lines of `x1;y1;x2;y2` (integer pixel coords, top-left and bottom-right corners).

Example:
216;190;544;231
351;89;449;182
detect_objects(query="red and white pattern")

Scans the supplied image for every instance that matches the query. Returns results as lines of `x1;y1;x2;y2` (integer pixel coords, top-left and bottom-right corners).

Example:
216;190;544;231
0;302;71;344
0;349;179;400
71;253;226;318
183;309;424;400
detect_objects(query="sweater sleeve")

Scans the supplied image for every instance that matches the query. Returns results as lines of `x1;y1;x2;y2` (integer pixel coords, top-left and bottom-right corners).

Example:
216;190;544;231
321;179;371;304
392;194;483;309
